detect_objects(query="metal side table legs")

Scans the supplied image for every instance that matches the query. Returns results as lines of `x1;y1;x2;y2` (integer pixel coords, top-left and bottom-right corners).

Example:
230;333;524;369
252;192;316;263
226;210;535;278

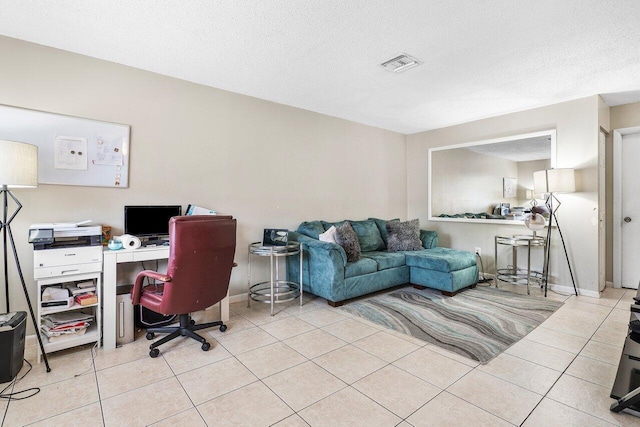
248;242;303;315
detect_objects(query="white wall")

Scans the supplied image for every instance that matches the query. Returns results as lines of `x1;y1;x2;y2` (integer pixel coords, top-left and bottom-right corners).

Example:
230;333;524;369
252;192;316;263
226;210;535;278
407;96;601;296
0;36;408;325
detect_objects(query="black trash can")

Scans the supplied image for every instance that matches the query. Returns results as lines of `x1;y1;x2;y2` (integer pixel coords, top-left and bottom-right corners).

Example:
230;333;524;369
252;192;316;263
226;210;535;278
0;311;27;383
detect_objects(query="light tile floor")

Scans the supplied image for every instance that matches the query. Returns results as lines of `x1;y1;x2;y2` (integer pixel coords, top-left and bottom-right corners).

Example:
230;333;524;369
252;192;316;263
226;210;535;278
3;284;640;426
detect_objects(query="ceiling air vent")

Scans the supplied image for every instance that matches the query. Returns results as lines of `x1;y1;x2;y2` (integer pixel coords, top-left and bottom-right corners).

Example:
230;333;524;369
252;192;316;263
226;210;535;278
380;54;421;73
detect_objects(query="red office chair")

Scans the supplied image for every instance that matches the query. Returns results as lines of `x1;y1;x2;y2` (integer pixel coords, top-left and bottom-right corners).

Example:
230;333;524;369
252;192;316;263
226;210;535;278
131;215;236;358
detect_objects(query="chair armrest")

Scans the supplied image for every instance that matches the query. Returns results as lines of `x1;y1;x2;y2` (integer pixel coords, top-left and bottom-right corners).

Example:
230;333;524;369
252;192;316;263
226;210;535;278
420;230;439;249
131;270;172;305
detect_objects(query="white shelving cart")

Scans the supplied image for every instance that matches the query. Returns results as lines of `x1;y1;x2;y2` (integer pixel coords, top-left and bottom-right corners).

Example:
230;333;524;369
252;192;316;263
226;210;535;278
35;271;102;360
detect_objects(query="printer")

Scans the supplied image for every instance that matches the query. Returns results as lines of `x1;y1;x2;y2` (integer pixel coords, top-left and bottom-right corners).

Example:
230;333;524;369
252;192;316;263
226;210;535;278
29;222;103;279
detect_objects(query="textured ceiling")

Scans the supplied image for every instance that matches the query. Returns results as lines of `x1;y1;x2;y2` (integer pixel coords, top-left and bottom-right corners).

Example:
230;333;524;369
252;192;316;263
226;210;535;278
1;1;640;134
466;136;551;163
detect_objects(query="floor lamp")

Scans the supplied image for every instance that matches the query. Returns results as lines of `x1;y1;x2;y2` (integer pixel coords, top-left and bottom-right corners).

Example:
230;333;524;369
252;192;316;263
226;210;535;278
533;168;578;297
0;140;50;371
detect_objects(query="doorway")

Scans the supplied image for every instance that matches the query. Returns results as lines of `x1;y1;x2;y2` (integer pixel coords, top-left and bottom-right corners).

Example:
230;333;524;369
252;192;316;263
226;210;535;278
613;126;640;289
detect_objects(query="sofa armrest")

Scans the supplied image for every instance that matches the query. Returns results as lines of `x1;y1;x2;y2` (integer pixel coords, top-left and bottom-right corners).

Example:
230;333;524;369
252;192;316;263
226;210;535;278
420;230;439;249
287;231;349;302
288;231;347;266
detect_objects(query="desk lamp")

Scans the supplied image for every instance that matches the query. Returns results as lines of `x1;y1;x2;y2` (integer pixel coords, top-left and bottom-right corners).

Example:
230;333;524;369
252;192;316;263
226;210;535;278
533;168;578;297
0;140;50;371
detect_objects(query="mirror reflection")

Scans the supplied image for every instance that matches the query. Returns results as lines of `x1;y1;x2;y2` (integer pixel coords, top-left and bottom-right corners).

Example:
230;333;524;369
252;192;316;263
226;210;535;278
428;130;555;223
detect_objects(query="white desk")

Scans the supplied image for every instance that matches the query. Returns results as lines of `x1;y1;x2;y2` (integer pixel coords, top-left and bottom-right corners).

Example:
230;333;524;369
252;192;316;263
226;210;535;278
102;246;230;350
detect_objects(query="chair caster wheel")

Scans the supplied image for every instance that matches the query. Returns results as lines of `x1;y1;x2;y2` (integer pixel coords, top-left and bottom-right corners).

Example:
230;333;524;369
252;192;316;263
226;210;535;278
201;342;211;351
149;348;160;358
190;319;196;325
219;324;227;332
146;332;155;340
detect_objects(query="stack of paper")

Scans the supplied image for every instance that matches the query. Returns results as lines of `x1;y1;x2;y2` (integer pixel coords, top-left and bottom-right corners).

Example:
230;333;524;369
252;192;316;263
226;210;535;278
41;312;94;341
65;283;97;295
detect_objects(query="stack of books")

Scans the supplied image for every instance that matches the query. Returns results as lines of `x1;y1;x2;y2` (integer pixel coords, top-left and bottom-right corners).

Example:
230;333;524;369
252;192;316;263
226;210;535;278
65;281;98;306
41;312;94;341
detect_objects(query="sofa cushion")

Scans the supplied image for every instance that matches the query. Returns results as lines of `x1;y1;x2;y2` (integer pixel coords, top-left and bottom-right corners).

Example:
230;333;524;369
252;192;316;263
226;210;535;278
322;219;384;253
369;218;399;250
335;221;361;262
386;219;422;252
362;251;406;271
297;221;325;239
344;257;378;278
405;247;477;272
321;220;344;231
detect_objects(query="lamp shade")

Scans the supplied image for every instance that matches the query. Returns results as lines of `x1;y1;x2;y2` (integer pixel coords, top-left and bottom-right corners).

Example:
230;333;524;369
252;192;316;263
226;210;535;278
0;140;38;188
533;168;575;194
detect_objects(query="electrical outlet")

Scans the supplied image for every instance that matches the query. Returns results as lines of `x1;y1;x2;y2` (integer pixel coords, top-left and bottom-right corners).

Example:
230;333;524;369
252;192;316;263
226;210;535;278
474;247;481;256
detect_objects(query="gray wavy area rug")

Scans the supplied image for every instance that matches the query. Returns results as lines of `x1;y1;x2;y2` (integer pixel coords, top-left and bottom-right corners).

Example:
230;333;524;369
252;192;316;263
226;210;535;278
339;286;563;364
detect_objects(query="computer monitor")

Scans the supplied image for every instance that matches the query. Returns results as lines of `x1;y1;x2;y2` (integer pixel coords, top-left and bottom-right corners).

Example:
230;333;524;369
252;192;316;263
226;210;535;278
124;205;182;238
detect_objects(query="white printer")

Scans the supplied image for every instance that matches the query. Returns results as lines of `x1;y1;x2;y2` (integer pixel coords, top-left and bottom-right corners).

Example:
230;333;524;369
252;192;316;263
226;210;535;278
29;222;103;279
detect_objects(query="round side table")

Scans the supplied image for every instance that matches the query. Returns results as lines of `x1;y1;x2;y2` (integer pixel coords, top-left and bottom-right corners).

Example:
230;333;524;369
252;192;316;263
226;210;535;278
494;234;547;295
247;242;303;316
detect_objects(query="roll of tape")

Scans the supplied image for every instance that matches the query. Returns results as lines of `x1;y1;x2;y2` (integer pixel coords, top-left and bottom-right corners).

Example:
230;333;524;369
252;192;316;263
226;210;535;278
116;234;141;250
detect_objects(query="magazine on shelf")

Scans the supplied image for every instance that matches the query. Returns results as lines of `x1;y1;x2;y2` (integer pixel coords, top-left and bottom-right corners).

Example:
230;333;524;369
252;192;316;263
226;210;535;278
41;325;89;337
41;319;90;331
76;281;95;289
43;312;94;325
65;285;97;295
43;328;88;341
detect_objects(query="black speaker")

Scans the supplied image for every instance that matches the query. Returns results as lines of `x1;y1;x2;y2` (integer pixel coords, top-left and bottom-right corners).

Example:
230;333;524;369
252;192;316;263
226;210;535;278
0;311;27;383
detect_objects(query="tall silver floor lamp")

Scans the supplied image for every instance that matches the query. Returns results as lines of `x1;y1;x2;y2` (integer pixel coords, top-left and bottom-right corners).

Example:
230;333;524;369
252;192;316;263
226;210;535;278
533;168;578;297
0;140;50;371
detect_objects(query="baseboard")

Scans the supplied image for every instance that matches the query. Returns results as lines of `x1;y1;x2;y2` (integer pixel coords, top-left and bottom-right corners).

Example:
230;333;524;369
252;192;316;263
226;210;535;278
606;281;614;288
549;283;599;298
25;333;37;348
229;293;247;304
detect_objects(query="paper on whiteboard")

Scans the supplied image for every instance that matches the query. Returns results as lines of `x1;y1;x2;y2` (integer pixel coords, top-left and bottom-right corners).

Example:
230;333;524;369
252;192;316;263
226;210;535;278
94;134;123;166
54;136;88;170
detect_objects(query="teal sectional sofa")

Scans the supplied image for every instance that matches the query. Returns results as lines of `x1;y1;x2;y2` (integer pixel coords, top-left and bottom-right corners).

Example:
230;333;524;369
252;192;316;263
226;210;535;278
286;218;478;306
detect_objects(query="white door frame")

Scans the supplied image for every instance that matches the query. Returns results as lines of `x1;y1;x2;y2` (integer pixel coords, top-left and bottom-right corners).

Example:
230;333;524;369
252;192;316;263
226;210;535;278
598;128;607;292
613;126;640;288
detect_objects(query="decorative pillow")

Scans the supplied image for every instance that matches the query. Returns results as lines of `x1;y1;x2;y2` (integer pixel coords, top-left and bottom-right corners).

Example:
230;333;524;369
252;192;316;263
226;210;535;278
322;219;383;252
369;217;400;250
386;219;423;252
319;225;338;244
335;221;361;262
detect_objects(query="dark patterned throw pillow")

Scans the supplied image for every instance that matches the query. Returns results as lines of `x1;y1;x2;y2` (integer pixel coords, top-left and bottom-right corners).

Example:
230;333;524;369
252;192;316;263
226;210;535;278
335;221;361;262
386;219;423;252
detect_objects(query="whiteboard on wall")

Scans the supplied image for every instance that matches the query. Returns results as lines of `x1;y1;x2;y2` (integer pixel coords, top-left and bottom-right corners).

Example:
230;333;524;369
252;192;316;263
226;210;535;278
0;104;130;188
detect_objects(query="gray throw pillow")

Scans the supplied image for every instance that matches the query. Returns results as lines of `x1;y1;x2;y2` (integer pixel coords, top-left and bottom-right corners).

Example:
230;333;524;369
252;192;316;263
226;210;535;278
335;221;361;262
386;219;423;252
